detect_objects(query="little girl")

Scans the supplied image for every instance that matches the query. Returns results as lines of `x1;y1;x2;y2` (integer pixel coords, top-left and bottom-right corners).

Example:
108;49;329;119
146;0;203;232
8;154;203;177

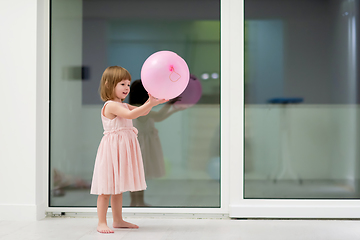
90;66;167;234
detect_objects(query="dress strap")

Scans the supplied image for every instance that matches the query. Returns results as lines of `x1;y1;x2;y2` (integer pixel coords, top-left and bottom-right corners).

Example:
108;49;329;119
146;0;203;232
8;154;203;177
101;101;112;118
102;100;125;116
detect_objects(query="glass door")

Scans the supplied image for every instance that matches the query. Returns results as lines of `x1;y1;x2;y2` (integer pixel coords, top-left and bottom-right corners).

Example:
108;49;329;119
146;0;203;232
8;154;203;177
230;0;360;218
49;0;223;213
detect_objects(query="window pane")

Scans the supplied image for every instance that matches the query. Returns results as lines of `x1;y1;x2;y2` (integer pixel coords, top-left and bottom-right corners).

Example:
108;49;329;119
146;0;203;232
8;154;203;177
50;0;220;207
244;0;360;199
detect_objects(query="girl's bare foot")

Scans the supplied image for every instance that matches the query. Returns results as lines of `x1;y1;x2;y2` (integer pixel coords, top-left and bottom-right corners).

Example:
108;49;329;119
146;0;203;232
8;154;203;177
113;220;139;229
97;223;114;234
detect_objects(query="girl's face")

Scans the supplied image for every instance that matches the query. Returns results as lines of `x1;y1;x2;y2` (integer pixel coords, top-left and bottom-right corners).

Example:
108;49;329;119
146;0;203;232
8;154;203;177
114;79;131;101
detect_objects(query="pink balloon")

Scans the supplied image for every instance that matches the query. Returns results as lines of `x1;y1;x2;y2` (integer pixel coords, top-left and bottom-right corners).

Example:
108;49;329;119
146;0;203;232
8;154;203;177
141;51;190;99
174;74;202;108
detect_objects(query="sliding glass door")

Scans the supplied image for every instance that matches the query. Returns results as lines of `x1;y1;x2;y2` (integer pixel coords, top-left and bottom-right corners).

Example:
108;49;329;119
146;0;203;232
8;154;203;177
49;0;221;211
230;0;360;218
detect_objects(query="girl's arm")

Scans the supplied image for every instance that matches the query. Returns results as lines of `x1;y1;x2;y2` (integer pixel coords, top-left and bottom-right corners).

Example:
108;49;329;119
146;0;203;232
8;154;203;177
126;99;151;116
105;96;166;120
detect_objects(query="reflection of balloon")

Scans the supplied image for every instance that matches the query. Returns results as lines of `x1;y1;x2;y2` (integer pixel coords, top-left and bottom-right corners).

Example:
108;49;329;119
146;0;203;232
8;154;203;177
174;74;202;108
141;51;190;99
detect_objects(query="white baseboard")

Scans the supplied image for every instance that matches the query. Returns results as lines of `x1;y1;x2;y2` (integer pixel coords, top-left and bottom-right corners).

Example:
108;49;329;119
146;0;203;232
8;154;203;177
0;202;47;221
36;202;47;220
229;201;360;219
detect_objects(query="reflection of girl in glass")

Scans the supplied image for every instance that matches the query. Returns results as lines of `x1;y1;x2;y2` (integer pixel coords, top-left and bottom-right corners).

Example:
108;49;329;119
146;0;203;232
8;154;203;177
129;79;183;206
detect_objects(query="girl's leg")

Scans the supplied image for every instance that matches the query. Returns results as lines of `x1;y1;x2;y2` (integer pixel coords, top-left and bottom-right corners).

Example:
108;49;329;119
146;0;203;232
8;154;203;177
111;193;139;228
97;194;114;233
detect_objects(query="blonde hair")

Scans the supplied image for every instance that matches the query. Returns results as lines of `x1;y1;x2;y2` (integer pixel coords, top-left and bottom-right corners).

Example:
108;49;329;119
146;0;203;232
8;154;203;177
99;66;132;101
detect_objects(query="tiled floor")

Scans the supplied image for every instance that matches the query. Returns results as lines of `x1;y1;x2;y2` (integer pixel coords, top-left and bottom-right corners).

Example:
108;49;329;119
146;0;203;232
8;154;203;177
1;216;360;240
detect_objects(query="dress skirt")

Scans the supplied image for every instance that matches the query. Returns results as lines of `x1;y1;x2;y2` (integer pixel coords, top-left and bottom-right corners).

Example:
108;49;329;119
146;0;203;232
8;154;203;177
90;127;147;195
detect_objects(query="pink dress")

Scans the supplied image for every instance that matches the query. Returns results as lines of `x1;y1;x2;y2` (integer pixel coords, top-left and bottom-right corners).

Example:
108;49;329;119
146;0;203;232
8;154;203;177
90;101;147;195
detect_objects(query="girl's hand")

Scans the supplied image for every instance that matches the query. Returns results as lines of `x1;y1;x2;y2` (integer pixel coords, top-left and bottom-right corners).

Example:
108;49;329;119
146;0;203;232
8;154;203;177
148;94;168;106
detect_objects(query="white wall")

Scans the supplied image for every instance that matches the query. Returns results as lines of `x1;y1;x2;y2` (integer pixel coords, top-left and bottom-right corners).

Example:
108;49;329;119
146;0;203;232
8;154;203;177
0;0;48;220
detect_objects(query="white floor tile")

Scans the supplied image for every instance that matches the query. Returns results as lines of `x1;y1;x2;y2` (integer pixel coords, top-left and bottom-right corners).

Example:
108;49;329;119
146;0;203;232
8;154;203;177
1;217;360;240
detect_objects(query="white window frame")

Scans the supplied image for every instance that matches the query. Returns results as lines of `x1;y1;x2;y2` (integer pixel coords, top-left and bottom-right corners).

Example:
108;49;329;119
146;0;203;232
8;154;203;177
41;0;231;216
227;0;360;219
39;0;360;219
